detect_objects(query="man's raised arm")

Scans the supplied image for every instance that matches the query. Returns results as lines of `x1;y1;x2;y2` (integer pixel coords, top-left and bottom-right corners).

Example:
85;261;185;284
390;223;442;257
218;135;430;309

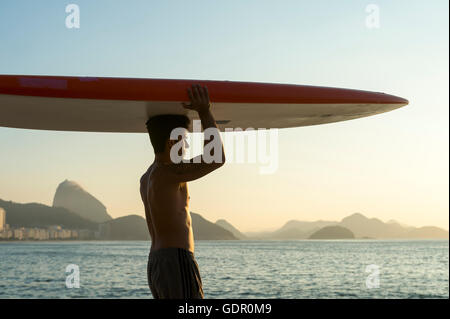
163;84;225;182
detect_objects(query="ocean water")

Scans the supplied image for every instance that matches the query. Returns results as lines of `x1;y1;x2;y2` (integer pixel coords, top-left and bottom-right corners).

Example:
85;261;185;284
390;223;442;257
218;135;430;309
0;240;448;299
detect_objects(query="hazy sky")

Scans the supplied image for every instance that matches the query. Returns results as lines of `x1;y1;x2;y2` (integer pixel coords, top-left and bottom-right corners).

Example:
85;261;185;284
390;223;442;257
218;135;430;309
0;0;448;232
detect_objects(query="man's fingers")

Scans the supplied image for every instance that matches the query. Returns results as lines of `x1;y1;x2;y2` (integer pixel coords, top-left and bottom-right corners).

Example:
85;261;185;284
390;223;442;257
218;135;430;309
192;84;201;101
186;84;210;106
203;86;210;101
187;87;194;102
199;85;207;102
195;85;207;104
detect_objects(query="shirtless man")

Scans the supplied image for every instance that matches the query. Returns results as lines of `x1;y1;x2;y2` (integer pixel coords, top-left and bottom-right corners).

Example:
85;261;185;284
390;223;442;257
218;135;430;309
140;84;225;299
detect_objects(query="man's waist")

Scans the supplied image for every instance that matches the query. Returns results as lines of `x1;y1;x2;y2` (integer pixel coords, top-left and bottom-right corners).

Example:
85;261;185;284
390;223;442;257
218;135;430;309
149;246;195;258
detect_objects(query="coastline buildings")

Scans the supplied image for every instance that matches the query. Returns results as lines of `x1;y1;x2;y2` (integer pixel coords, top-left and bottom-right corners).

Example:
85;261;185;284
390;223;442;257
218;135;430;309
0;207;85;241
0;208;5;231
1;225;79;240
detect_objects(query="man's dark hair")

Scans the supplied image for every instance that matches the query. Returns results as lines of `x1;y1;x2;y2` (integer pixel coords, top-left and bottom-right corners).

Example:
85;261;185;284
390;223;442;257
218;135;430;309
146;114;190;154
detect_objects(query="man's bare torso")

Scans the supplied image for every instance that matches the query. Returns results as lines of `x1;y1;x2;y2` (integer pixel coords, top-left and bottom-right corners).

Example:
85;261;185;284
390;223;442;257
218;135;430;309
140;162;195;253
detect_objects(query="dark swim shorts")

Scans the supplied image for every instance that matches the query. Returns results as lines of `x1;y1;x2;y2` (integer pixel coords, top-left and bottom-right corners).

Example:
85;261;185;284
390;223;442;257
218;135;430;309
147;247;204;299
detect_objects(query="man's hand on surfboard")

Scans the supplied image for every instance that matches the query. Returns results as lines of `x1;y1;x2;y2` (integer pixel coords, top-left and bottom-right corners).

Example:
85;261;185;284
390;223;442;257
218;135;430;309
181;84;211;114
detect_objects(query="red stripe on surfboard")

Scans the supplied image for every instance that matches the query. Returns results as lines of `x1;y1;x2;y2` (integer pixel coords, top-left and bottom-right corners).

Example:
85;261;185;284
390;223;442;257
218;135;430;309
0;75;408;105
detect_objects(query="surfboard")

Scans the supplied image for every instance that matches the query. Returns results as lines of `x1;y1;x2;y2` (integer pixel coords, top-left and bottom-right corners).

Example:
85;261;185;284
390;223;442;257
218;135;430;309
0;75;408;133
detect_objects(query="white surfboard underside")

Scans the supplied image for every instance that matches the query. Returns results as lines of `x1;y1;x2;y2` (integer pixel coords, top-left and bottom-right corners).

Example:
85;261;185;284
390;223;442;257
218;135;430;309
0;94;404;133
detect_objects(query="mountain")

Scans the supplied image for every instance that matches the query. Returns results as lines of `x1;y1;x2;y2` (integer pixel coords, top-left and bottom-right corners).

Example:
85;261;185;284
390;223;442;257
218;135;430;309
99;213;238;240
245;213;448;240
100;213;238;240
192;213;237;240
0;198;97;230
279;220;336;233
403;226;449;239
270;220;335;239
265;227;310;239
387;219;411;228
245;219;335;239
215;219;247;239
309;226;355;239
52;180;112;223
100;215;150;240
340;213;408;238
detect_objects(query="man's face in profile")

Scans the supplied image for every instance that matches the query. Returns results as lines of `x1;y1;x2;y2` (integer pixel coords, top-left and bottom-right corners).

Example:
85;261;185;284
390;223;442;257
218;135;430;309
169;127;190;162
180;129;189;158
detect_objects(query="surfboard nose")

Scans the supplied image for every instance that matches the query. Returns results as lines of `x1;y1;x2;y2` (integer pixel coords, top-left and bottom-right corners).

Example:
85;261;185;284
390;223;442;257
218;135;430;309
391;95;409;106
380;91;408;106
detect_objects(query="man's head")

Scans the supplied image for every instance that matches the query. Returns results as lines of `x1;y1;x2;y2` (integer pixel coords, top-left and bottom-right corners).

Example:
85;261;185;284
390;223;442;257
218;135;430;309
146;114;190;156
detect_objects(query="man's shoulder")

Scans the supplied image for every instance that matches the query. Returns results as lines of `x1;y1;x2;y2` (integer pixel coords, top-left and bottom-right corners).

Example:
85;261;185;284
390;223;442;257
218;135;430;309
140;170;150;183
142;164;177;184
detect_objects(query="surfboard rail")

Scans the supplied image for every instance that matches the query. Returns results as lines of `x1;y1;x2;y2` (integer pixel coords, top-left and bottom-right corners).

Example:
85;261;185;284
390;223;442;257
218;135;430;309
0;74;408;105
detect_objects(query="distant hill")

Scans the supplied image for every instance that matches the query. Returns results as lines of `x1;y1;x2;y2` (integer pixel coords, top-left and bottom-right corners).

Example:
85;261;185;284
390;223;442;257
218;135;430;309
99;213;238;240
0;198;97;230
192;213;237;240
100;215;150;240
404;226;450;239
340;213;408;238
387;219;411;228
309;226;355;239
279;220;336;233
52;180;112;223
98;213;239;240
266;227;310;240
243;220;335;239
244;213;448;240
98;213;239;241
215;219;247;239
268;220;335;239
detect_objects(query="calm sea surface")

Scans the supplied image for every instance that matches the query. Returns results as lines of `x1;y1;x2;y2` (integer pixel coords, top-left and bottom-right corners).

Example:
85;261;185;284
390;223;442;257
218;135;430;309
0;240;448;299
